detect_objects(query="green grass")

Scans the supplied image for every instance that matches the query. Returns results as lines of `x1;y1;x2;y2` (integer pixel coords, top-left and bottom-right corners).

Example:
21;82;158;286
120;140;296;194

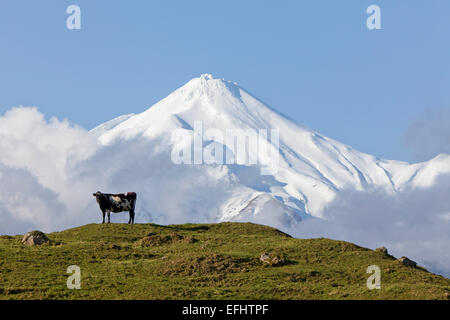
0;222;449;300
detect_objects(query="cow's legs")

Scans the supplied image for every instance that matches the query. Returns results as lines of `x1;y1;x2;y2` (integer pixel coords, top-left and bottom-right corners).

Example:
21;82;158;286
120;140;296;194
102;210;106;224
107;212;111;224
128;210;135;224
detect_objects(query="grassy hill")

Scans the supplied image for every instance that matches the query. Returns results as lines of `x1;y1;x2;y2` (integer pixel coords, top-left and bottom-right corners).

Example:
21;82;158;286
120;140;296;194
0;222;449;300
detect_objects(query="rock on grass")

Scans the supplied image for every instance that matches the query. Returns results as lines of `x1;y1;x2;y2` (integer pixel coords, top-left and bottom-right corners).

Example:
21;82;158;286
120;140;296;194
22;231;49;246
260;252;287;266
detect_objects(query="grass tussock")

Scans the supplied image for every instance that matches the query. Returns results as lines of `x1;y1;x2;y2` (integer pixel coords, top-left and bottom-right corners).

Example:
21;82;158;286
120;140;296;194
159;254;241;276
134;233;197;247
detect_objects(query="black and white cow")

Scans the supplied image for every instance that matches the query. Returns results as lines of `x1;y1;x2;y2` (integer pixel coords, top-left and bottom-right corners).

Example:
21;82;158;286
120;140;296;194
93;191;137;224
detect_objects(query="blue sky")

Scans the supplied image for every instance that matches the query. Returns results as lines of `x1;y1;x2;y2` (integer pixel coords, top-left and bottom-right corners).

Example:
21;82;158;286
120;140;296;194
1;0;449;162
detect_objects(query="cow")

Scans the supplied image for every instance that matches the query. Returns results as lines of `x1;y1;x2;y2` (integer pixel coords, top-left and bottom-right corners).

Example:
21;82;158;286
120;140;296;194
93;191;137;224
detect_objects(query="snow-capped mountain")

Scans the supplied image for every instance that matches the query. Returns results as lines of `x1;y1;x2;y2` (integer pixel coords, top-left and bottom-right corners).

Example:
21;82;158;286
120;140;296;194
92;74;450;229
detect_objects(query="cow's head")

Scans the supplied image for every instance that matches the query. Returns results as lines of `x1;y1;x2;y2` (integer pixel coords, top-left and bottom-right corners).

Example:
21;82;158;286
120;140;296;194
93;191;102;197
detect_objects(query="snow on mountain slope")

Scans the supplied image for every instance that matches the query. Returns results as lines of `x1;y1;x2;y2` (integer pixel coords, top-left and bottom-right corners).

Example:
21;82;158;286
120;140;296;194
91;74;450;225
90;113;135;137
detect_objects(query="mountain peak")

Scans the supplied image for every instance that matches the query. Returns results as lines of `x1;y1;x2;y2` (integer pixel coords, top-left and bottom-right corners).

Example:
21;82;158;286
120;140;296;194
199;73;214;80
172;74;242;104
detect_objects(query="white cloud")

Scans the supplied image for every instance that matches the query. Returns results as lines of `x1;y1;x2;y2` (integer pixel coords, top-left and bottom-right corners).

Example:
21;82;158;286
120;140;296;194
0;107;100;233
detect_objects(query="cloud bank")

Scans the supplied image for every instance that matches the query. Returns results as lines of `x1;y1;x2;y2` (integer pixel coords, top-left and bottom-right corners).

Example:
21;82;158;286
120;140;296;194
0;107;99;233
0;107;449;277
